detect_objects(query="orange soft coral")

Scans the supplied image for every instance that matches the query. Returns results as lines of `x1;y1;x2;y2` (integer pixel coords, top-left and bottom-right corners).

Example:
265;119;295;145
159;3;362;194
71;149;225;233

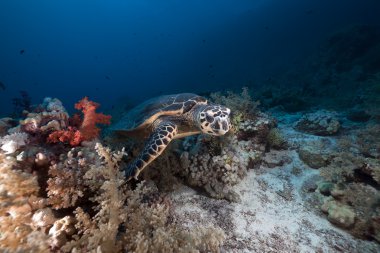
47;97;111;146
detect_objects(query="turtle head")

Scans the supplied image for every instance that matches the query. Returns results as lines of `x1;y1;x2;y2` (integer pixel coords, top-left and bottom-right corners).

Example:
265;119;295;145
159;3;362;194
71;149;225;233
197;105;231;136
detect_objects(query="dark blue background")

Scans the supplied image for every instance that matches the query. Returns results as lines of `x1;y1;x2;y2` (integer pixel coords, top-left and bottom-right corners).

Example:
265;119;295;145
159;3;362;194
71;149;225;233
1;0;379;115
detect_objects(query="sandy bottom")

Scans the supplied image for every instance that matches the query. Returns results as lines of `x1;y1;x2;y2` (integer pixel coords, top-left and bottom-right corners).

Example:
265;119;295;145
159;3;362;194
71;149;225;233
170;121;380;253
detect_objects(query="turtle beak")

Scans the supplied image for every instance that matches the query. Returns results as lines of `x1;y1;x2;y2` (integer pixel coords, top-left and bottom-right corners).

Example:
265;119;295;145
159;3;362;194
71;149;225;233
214;116;230;135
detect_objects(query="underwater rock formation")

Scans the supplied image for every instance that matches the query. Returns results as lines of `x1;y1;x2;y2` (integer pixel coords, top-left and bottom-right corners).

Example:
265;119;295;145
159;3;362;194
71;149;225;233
298;141;332;169
291;112;380;243
295;110;340;136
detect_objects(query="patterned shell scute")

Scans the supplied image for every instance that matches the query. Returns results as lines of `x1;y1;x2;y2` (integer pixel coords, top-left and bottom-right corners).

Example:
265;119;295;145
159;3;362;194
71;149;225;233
116;93;207;131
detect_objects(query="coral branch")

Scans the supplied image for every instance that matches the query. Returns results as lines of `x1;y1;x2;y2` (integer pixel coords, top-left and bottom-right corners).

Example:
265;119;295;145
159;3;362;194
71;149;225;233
47;97;111;146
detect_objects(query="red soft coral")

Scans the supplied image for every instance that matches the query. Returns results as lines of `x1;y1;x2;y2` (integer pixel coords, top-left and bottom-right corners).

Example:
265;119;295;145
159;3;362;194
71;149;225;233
47;97;111;146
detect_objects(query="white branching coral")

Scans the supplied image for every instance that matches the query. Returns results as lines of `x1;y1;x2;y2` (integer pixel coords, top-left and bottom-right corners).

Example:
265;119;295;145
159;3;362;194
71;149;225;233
62;143;225;253
64;143;128;252
0;124;228;252
0;132;29;154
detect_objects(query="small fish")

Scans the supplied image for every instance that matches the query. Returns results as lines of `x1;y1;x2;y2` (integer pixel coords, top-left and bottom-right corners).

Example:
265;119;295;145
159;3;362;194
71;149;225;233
20;49;25;55
0;81;5;90
105;75;111;80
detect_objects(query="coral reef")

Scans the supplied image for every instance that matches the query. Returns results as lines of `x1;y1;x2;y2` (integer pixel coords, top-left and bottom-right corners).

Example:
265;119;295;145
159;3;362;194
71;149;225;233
321;154;380;242
48;97;111;146
0;94;227;252
291;113;380;242
1;90;380;252
0;138;226;252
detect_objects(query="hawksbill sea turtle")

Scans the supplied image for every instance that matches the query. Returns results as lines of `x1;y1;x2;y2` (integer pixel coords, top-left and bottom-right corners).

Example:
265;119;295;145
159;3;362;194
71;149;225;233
111;93;231;180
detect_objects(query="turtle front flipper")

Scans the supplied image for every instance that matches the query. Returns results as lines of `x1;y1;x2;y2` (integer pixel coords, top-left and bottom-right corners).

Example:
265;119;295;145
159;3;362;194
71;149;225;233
124;121;178;180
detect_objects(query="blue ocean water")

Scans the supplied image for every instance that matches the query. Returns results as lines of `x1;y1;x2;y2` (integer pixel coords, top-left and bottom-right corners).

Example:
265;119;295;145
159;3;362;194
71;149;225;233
1;0;379;116
2;1;380;251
